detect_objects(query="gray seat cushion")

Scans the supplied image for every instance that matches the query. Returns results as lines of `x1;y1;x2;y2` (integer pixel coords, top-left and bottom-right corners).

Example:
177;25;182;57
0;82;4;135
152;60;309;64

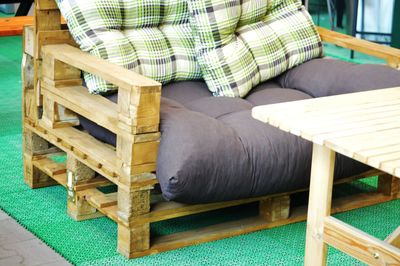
79;58;400;203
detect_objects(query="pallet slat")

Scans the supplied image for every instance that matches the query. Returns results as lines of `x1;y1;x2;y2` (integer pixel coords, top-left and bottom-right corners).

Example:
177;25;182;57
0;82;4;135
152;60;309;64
80;188;117;209
128;192;392;258
32;155;67;186
41;84;121;134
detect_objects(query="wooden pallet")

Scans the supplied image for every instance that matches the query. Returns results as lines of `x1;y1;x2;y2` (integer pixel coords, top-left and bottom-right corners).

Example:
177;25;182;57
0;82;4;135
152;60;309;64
22;128;400;257
20;0;400;259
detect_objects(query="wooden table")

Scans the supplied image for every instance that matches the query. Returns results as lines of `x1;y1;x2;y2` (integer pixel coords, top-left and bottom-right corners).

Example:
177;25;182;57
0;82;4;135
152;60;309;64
252;87;400;265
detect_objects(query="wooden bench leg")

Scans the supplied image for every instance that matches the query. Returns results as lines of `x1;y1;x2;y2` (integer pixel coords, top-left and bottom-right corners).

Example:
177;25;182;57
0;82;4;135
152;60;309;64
378;174;400;199
66;154;102;221
117;187;150;258
259;195;290;222
304;144;336;266
23;128;57;188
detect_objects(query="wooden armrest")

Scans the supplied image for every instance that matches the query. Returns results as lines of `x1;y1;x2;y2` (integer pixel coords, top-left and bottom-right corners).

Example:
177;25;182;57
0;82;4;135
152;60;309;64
40;44;161;179
317;26;400;69
41;44;161;90
40;43;161;134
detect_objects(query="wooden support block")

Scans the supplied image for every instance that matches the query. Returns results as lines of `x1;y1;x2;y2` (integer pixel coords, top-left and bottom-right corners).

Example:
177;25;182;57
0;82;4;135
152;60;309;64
385;226;400;249
37;30;77;59
117;133;159;178
23;129;58;188
42;95;79;128
35;10;61;32
117;87;161;134
66;154;103;221
23;128;49;156
24;90;38;122
259;195;290;222
118;188;151;256
378;174;400;199
36;0;59;10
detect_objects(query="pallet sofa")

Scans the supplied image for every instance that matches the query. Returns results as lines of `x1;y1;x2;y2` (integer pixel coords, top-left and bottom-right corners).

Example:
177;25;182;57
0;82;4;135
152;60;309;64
22;0;400;259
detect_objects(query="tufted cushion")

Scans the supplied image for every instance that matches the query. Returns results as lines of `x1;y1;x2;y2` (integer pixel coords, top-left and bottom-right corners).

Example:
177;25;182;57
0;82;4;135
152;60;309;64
76;58;400;203
57;0;202;94
187;0;323;97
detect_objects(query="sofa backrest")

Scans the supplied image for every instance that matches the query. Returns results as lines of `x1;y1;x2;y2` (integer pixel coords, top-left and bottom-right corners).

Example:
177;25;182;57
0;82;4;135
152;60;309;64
57;0;322;97
57;0;202;94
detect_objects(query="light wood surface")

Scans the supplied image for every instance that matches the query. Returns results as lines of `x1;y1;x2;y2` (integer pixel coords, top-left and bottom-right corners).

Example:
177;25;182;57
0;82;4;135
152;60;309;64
317;27;400;68
253;87;400;265
304;144;335;266
253;87;400;177
41;44;160;90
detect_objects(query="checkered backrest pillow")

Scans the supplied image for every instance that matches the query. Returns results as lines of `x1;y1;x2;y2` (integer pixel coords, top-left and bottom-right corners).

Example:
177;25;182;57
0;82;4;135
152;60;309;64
57;0;202;94
188;0;323;97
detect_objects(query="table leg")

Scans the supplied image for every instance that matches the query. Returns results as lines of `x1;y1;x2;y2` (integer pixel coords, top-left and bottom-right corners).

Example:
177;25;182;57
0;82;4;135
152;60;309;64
304;144;336;266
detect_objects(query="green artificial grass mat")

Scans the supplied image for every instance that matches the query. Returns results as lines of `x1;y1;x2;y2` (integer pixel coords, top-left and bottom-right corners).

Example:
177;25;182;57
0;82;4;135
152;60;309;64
0;31;399;266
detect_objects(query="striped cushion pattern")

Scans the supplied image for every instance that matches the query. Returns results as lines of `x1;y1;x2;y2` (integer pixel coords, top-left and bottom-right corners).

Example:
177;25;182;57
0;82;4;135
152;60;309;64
57;0;202;94
188;0;323;97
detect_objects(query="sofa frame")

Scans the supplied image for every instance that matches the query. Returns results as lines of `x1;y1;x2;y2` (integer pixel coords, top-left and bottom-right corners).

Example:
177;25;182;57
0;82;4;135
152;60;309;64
22;0;400;258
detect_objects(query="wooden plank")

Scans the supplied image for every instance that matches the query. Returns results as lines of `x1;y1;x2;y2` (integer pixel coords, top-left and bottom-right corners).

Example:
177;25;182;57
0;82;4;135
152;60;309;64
23;26;35;57
80;189;117;208
36;0;59;10
42;44;161;90
287;101;400;138
252;88;400;128
102;205;118;222
367;152;400;170
36;122;121;183
41;95;80;129
128;168;382;226
41;84;120;134
325;128;400;160
36;30;77;59
312;119;400;146
27;121;159;188
32;156;66;176
318;26;400;68
125;192;391;259
0;16;33;36
304;144;335;266
381;159;400;177
74;177;113;191
35;10;61;32
354;144;400;164
385;226;400;248
324;217;400;265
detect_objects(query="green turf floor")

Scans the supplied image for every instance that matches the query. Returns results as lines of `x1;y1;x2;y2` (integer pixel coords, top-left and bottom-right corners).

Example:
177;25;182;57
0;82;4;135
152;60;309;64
0;27;399;266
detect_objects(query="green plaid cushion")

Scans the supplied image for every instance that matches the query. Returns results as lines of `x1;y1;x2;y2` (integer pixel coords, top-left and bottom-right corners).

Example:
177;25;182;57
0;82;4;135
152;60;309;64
188;0;323;97
57;0;202;94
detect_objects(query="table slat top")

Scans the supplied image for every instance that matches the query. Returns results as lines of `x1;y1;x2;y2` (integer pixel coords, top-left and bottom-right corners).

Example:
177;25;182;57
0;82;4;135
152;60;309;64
252;87;400;177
